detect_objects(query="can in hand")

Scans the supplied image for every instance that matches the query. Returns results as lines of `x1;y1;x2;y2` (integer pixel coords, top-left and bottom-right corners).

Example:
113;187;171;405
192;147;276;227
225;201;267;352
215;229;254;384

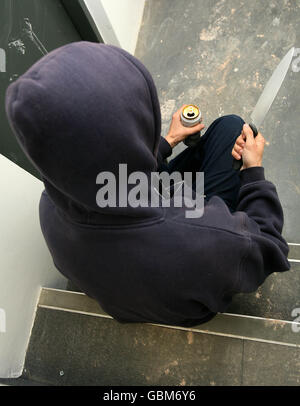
180;104;202;147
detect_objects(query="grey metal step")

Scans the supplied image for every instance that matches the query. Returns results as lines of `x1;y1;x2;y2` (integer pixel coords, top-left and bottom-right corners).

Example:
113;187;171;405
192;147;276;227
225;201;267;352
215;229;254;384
21;287;300;386
39;287;300;348
288;243;300;262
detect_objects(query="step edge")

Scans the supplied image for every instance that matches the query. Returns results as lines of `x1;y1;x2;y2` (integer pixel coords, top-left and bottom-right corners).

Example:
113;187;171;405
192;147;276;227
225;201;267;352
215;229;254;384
39;287;299;325
38;289;300;349
38;304;300;349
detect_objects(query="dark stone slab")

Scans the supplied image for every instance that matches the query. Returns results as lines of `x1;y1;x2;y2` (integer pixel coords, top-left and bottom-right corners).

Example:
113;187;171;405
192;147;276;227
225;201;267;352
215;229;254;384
227;261;300;321
288;244;300;260
243;340;300;385
0;377;48;386
23;307;244;386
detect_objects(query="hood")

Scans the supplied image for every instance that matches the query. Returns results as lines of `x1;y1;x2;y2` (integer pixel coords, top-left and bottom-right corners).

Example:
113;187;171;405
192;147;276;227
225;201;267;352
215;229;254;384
5;41;163;223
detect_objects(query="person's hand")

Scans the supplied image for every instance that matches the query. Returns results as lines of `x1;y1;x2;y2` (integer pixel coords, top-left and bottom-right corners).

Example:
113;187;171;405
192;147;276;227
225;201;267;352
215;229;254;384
165;104;205;148
232;123;265;170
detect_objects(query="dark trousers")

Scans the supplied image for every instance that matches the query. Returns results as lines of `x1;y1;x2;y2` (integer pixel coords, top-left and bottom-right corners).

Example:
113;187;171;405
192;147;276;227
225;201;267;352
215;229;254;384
160;115;245;212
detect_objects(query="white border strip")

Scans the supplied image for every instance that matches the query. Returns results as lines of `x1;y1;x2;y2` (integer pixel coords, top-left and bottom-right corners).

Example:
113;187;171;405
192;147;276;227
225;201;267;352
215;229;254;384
39;304;113;320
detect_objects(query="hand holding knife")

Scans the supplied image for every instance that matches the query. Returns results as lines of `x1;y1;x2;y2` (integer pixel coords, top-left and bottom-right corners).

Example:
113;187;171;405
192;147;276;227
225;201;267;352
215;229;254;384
233;47;295;170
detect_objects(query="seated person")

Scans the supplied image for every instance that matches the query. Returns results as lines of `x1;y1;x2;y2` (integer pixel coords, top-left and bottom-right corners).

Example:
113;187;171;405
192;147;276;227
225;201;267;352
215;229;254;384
5;42;290;327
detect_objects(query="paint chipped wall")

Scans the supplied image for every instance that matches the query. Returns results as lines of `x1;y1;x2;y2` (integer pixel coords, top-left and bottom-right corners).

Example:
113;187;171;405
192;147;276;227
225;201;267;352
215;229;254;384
0;0;82;176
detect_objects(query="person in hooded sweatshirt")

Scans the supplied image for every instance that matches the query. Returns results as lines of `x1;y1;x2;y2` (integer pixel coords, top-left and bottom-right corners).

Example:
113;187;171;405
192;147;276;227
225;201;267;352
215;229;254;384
5;42;290;328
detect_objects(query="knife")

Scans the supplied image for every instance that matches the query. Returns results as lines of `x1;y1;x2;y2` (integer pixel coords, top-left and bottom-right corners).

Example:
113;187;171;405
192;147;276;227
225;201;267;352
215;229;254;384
233;46;295;170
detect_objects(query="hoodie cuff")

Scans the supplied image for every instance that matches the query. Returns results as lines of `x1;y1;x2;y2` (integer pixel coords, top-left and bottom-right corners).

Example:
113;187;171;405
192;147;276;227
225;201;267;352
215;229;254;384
158;136;173;160
239;166;265;186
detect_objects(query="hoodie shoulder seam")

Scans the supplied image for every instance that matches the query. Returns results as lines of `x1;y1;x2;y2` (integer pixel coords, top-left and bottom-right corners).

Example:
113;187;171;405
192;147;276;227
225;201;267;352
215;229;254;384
55;205;166;230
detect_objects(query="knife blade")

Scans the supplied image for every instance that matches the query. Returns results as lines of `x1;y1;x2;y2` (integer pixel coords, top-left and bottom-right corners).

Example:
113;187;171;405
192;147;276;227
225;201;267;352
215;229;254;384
233;46;295;170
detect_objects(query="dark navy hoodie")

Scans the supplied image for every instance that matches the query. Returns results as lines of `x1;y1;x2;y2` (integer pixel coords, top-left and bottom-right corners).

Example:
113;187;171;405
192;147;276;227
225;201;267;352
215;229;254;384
5;42;290;327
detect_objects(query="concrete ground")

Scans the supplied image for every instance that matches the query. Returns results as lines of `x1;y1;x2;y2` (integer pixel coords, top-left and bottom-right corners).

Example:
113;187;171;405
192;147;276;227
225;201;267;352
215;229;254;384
135;0;300;243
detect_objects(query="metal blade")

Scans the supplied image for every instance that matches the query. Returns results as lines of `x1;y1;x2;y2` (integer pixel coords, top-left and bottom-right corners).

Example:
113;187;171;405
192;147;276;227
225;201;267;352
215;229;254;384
250;47;295;128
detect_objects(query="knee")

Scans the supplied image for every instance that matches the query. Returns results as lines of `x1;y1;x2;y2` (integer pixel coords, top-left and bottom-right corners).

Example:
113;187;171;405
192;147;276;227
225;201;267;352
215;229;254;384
218;114;244;126
212;114;245;137
203;114;246;146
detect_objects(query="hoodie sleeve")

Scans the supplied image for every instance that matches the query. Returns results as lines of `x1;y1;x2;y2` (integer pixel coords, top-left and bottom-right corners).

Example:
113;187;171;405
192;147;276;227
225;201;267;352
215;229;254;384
235;166;290;293
157;136;172;167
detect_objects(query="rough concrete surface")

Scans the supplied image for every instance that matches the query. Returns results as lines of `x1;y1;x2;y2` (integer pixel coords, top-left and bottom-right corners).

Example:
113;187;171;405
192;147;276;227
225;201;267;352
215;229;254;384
135;0;300;242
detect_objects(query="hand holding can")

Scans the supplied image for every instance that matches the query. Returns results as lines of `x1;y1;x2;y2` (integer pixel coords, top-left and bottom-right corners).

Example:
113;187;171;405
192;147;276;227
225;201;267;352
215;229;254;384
180;104;202;147
165;104;204;148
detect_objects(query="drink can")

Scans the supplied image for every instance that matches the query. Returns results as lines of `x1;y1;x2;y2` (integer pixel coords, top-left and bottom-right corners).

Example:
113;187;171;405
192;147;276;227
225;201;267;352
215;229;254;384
180;104;202;147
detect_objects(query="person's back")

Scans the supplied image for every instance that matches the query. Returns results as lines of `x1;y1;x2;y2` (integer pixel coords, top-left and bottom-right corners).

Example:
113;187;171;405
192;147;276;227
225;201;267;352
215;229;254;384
5;42;290;327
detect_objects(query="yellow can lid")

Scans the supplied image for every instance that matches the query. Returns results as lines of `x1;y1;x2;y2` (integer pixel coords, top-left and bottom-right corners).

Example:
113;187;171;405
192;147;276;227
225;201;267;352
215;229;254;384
182;104;200;120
